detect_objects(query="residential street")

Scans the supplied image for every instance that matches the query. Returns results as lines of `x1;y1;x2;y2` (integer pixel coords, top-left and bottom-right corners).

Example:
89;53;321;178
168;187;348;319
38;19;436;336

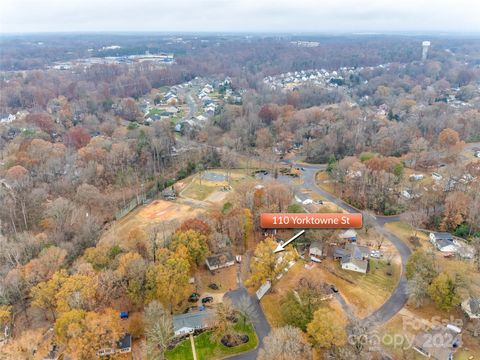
294;163;412;327
224;162;412;359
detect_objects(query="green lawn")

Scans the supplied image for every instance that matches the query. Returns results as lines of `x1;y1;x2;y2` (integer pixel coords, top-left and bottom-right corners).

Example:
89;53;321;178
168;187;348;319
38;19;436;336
337;259;399;294
181;182;217;201
165;321;258;360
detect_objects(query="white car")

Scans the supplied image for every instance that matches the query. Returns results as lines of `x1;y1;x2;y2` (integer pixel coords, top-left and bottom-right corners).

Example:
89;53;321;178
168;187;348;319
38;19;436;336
370;250;382;258
302;199;313;205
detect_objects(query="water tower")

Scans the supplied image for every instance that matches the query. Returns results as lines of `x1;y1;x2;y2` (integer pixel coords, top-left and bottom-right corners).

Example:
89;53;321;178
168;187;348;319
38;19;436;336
422;41;431;61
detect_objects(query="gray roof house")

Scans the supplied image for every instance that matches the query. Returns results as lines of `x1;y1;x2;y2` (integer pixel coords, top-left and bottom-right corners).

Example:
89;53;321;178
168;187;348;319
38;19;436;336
461;298;480;319
334;243;369;274
429;232;457;253
413;325;462;359
173;310;215;337
309;240;323;258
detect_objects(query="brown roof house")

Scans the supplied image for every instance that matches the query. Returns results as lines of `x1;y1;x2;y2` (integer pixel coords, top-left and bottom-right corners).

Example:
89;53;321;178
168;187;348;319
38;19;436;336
205;252;235;271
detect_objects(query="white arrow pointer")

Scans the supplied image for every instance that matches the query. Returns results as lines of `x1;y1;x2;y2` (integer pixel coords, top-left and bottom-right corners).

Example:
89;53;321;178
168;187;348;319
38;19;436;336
274;230;306;253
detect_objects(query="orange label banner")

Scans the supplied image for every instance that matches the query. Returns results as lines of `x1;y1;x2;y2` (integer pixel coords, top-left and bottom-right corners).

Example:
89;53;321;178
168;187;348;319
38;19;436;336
260;213;362;229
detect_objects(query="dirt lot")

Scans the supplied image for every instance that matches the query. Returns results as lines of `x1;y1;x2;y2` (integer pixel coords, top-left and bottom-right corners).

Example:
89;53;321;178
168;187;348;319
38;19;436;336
195;265;238;294
98;199;204;248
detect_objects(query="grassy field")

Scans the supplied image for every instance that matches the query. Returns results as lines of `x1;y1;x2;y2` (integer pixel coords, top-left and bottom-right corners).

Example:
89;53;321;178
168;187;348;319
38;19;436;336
182;181;218;201
181;169;251;202
384;221;430;250
165;321;258;360
315;171;335;193
321;258;400;317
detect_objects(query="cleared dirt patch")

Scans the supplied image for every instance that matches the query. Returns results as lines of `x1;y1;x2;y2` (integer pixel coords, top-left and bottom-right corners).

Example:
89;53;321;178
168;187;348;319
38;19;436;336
98;199;204;248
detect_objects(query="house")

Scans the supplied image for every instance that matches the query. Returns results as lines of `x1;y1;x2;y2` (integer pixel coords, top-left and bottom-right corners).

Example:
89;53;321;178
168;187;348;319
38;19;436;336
309;241;323;262
461;298;480;319
334;243;369;274
402;189;413;199
413;325;462;360
409;174;424;182
205;252;235;271
0;114;16;124
432;172;443;181
339;229;357;242
117;334;132;354
43;344;62;360
295;192;312;205
429;232;457;253
173;310;215;337
97;334;132;357
162;187;177;200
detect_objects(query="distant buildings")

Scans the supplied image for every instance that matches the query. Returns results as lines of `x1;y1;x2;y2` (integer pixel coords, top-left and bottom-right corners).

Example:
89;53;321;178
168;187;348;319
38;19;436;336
422;41;431;61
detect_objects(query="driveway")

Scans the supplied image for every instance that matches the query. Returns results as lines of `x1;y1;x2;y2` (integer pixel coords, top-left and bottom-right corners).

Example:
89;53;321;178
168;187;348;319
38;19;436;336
223;287;271;360
291;163;412;327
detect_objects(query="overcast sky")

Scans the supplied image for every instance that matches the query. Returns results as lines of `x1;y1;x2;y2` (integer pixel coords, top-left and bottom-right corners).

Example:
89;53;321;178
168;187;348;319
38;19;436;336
1;0;479;34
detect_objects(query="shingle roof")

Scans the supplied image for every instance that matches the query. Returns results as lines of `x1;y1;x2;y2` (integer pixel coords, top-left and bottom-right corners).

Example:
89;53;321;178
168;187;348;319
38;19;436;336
432;232;454;240
173;310;215;333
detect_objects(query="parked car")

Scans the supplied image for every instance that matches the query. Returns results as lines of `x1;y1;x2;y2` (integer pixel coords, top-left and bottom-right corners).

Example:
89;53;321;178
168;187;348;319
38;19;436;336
120;311;129;319
188;292;200;302
208;283;219;290
201;296;214;304
370;250;382;258
330;285;339;293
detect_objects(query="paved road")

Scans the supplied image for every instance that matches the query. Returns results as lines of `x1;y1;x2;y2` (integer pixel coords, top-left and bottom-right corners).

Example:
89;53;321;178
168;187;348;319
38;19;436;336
293;163;412;327
222;161;412;360
224;287;271;360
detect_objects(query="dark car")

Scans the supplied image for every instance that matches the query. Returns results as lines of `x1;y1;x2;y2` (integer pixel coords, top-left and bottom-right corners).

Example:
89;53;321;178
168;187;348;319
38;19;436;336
201;296;214;304
188;292;200;302
208;283;219;290
330;285;339;293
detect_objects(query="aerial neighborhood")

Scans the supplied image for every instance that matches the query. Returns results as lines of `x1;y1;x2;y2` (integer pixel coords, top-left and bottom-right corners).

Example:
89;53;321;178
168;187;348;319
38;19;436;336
0;28;480;360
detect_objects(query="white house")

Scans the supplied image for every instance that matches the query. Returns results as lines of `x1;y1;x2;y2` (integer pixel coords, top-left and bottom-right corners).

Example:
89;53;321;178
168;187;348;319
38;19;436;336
429;232;457;253
334;243;369;274
431;172;443;181
409;174;425;181
339;229;357;242
309;241;323;262
173;311;215;337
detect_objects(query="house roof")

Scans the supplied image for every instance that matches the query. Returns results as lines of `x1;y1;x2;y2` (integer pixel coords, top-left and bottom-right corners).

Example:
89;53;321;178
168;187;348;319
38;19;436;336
310;240;323;251
339;229;357;239
469;298;480;314
117;334;132;350
436;238;456;249
341;255;368;272
334;248;348;258
346;243;369;259
432;232;453;240
414;326;461;359
206;252;234;267
173;310;215;333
